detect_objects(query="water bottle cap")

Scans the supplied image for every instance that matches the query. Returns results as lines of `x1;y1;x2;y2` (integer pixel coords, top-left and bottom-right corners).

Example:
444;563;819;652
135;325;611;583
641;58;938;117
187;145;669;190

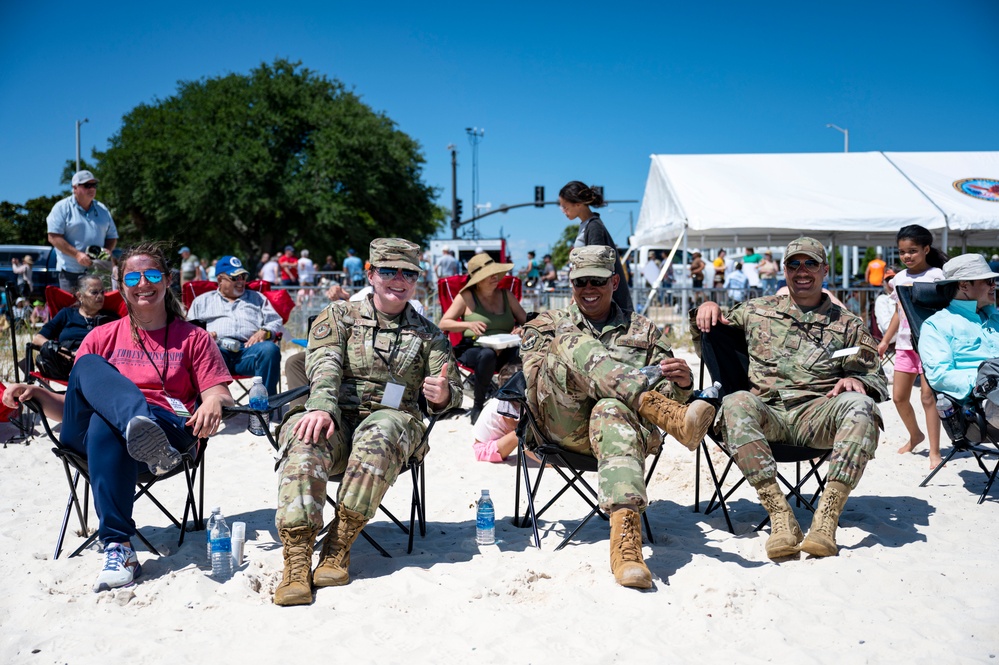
481;489;490;495
212;506;221;513
253;376;263;383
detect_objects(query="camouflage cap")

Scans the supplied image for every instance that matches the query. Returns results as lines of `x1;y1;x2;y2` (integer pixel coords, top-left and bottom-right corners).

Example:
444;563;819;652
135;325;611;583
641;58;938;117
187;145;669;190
369;238;422;271
568;245;616;279
784;237;827;264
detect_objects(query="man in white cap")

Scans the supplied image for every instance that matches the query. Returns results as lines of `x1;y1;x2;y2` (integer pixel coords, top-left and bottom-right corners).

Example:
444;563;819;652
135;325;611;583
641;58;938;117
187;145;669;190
435;245;459;278
919;253;999;404
46;170;118;291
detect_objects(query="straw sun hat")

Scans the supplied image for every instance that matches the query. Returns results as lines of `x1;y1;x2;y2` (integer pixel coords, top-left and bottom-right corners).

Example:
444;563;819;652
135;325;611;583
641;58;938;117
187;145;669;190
459;253;514;293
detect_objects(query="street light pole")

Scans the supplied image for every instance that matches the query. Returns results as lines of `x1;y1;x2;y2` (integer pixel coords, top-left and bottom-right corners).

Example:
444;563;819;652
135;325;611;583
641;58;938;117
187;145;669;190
75;118;89;172
826;123;848;152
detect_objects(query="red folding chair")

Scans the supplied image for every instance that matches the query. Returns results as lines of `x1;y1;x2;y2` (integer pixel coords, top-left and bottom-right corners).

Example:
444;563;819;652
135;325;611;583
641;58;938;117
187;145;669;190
182;280;296;402
436;275;523;397
25;286;128;392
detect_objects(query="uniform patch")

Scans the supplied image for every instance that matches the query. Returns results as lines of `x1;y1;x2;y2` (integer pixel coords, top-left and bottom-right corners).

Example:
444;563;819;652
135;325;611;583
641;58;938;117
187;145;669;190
521;329;540;352
313;322;332;339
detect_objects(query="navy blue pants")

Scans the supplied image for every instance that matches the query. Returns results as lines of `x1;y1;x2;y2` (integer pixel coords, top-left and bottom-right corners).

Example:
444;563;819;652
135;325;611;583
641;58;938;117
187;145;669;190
60;354;196;545
220;341;281;395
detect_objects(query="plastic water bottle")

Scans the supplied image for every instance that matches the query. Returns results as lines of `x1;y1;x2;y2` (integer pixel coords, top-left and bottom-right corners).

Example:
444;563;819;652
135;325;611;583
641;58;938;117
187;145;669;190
247;376;269;436
696;381;723;401
936;394;963;441
210;510;234;582
205;506;221;564
476;490;495;545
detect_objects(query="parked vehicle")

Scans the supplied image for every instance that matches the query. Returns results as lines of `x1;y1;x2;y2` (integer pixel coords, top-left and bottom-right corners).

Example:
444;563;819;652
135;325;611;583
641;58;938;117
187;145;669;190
0;245;59;300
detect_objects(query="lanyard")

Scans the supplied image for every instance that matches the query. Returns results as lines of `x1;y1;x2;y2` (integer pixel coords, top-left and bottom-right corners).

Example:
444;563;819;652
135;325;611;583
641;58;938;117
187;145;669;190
372;321;402;380
136;321;171;393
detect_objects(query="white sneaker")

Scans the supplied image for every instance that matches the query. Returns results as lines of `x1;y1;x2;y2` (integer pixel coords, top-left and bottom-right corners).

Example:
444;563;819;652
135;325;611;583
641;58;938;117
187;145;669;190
93;543;142;592
126;415;181;476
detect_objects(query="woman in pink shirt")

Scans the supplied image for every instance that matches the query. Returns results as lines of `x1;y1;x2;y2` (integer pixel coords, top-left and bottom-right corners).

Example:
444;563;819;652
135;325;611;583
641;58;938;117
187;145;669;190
3;242;234;593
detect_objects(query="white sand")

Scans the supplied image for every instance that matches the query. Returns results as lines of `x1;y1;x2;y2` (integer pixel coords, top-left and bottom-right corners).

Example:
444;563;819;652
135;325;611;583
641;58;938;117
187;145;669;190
1;349;997;664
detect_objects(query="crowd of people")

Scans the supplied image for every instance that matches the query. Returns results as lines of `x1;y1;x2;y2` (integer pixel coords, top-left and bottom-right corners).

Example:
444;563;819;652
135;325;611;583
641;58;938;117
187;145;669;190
4;171;994;604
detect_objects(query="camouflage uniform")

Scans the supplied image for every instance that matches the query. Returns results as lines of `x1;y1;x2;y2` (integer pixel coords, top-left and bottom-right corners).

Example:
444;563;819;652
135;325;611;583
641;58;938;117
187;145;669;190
521;301;692;512
275;245;462;531
692;294;888;490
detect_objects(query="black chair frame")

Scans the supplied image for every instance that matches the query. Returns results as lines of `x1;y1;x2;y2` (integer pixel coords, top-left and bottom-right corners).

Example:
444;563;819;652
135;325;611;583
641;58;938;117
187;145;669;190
497;372;660;551
897;282;999;503
693;323;830;533
27;400;207;559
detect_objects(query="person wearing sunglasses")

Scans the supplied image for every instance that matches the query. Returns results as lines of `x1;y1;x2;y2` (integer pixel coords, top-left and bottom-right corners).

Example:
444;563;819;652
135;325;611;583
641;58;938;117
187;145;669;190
439;252;528;424
272;238;462;606
694;237;887;562
46;170;119;291
519;245;716;589
3;242;234;592
919;254;999;411
187;255;284;396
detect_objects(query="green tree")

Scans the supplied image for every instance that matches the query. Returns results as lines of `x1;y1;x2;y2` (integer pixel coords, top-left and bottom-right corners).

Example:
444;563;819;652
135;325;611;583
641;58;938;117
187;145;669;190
551;224;579;269
0;194;64;245
96;59;442;261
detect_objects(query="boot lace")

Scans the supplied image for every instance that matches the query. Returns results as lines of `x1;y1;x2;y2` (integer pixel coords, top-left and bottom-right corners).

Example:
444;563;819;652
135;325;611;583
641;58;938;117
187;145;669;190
616;513;643;561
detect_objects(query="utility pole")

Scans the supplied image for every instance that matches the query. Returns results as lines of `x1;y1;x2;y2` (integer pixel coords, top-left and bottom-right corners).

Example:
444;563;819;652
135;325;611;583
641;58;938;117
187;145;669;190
449;144;458;239
75;118;89;172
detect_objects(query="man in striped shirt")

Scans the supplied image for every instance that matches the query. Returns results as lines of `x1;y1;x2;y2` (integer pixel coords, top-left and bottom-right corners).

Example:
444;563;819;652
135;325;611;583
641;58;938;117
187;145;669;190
187;256;283;395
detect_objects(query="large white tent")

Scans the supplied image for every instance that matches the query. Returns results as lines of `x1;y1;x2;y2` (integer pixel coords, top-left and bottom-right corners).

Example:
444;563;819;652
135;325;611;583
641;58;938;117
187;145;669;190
633;151;999;251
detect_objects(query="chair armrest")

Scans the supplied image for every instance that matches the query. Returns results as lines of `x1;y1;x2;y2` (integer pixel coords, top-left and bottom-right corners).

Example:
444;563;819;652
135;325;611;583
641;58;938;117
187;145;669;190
223;385;309;415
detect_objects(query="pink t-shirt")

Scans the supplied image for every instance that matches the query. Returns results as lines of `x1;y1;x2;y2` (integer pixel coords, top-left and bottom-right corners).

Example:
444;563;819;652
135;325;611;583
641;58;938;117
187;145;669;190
889;266;945;351
77;317;232;414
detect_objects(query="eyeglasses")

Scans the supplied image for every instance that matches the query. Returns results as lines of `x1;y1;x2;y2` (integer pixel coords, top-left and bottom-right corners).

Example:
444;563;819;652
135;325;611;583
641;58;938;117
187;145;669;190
784;259;824;273
975;278;997;286
571;276;610;288
77;182;97;190
220;273;248;282
122;269;164;287
375;267;420;283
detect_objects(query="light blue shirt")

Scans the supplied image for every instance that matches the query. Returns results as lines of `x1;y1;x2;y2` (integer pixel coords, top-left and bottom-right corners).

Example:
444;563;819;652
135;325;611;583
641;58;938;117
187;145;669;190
920;299;999;400
343;255;364;282
187;289;283;343
46;195;118;273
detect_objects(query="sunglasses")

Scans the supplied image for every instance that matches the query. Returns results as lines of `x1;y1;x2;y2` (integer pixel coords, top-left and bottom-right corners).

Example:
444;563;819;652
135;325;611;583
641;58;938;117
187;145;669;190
571;276;610;288
122;269;164;287
220;273;248;282
975;278;997;286
77;182;97;190
784;259;824;273
375;267;420;283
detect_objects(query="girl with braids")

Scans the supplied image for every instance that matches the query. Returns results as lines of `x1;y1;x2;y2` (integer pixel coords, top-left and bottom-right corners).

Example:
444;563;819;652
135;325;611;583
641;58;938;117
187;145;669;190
558;180;634;313
878;225;947;469
3;242;234;592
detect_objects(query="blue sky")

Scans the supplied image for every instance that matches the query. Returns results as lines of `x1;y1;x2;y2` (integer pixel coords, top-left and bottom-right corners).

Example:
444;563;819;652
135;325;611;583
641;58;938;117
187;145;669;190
2;1;997;269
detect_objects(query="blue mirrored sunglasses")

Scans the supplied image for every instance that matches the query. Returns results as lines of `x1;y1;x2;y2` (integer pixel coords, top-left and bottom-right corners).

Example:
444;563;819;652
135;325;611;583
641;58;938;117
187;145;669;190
122;269;164;287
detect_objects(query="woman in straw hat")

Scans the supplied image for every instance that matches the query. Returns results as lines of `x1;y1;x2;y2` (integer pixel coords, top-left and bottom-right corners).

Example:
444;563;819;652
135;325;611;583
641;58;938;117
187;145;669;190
440;252;527;423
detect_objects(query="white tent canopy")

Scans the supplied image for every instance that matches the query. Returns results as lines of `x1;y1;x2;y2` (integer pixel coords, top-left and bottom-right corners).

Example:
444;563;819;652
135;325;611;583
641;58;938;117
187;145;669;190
633;151;999;251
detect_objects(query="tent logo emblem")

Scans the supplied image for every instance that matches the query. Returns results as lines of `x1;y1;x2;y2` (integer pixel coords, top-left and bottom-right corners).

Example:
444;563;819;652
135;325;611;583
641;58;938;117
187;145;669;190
953;178;999;202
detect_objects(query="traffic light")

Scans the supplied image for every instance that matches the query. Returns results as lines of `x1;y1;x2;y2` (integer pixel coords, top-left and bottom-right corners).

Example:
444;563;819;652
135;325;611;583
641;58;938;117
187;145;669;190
594;185;604;200
455;199;463;220
534;186;545;208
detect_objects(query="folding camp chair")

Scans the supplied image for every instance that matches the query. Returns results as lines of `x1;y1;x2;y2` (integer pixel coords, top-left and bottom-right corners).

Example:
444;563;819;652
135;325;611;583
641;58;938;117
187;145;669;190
693;323;830;533
436;274;523;399
897;282;999;503
24;285;127;393
496;371;661;550
24;400;208;559
183;279;295;403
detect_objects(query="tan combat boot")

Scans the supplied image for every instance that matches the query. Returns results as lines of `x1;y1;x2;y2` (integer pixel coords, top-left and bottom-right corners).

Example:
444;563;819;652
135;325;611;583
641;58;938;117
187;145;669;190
756;480;803;560
313;505;368;587
638;392;716;450
800;481;851;557
273;526;317;606
609;508;652;589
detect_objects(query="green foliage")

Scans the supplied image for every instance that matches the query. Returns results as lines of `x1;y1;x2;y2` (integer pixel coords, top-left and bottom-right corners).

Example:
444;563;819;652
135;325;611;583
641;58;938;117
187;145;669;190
551;224;579;268
96;59;442;262
0;194;64;244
